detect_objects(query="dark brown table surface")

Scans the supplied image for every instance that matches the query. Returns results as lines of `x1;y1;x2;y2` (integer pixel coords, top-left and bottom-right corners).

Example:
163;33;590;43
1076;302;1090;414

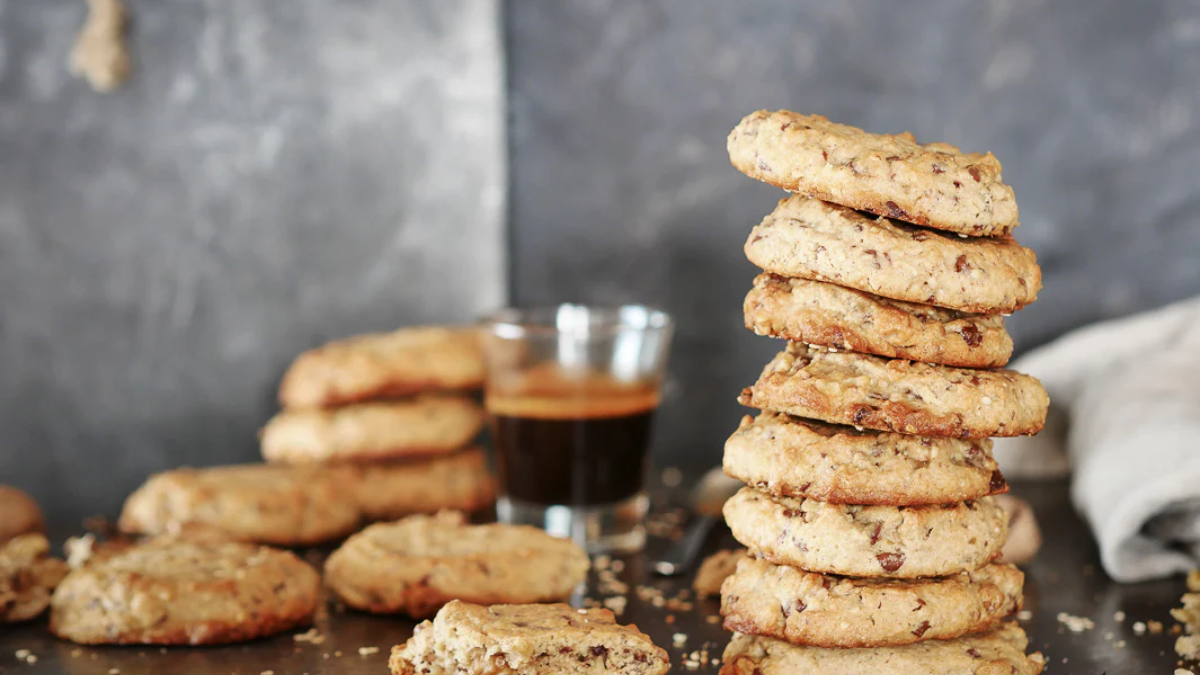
1;479;1194;674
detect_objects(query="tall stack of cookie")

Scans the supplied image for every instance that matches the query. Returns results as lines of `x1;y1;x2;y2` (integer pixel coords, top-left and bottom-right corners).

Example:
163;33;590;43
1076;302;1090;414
717;111;1049;674
262;326;496;521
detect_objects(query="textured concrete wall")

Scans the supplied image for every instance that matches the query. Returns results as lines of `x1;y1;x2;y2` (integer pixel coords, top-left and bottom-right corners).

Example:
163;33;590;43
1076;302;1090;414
0;0;506;522
507;0;1200;468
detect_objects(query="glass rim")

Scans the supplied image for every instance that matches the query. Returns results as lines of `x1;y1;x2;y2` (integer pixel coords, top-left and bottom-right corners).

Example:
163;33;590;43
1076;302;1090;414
478;303;673;338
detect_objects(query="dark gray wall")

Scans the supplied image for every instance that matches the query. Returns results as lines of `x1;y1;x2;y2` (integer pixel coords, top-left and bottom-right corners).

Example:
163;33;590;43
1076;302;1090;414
0;0;506;522
507;0;1200;469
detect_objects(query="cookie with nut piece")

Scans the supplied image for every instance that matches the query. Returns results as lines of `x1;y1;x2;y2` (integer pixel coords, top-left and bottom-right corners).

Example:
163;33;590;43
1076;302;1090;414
728;110;1020;237
740;343;1048;439
50;535;320;645
744;273;1013;367
723;487;1007;578
720;622;1044;675
725;412;1007;505
721;555;1023;648
389;600;671;675
744;195;1040;314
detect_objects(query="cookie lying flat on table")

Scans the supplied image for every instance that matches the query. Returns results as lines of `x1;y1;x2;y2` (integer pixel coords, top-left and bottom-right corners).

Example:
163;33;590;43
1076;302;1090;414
326;511;589;617
722;556;1023;648
744;195;1040;314
744;274;1013;368
118;464;360;546
279;326;484;409
0;534;68;623
50;536;320;645
724;487;1007;578
694;548;747;599
343;447;496;522
261;396;484;464
728;110;1020;237
720;622;1044;675
390;601;670;675
740;343;1049;439
724;413;1006;505
0;486;44;543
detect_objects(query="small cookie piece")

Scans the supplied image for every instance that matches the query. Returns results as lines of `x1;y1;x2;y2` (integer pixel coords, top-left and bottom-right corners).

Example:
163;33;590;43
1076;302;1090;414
344;448;496;521
118;464;360;546
722;556;1023;648
724;487;1007;578
744;195;1040;314
261;396;484;464
745;273;1013;367
740;343;1049;438
996;494;1042;565
280;326;484;409
721;623;1045;675
727;110;1020;237
50;536;320;645
694;549;747;599
389;601;670;675
724;413;1006;505
326;511;589;617
0;486;44;543
0;534;69;623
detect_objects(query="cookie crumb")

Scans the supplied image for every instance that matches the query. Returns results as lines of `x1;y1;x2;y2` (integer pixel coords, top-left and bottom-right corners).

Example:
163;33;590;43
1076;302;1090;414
603;596;628;616
1017;610;1033;621
662;467;683;487
294;627;326;644
1175;669;1193;675
1150;620;1165;634
673;633;687;648
1134;621;1147;635
1114;610;1126;622
1057;612;1096;632
358;647;379;656
706;615;721;624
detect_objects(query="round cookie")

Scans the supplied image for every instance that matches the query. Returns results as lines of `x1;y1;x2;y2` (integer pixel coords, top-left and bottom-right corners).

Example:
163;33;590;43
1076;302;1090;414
344;447;496;521
0;486;44;543
326;511;589;617
721;556;1023;648
723;487;1007;578
279;326;484;409
739;343;1049;438
1;534;68;623
724;412;1007;505
727;110;1020;237
721;623;1045;675
743;195;1040;314
50;536;320;645
261;396;484;464
744;273;1013;367
118;464;361;546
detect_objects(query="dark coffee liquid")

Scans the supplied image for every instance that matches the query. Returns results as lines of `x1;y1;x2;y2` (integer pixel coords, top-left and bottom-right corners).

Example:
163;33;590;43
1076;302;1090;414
489;372;659;507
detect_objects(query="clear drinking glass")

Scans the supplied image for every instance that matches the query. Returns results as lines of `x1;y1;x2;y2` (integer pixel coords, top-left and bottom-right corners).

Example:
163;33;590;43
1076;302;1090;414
479;304;673;554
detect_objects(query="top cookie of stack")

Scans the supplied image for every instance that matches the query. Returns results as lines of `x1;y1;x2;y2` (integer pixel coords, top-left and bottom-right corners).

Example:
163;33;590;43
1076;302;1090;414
717;111;1048;675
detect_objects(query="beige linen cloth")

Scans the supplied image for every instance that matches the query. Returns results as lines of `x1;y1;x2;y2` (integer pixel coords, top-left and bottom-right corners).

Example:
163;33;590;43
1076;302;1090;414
994;297;1200;582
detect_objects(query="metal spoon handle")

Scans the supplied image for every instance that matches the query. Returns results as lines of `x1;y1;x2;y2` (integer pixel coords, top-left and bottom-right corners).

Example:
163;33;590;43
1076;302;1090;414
652;515;716;576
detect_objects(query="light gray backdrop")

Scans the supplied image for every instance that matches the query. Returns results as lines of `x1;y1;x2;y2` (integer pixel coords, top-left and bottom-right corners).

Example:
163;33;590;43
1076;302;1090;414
0;0;506;522
4;0;1199;524
508;0;1200;473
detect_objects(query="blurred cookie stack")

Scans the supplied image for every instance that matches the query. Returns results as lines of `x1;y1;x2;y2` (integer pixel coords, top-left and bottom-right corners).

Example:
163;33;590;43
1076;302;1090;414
717;111;1049;674
263;326;496;521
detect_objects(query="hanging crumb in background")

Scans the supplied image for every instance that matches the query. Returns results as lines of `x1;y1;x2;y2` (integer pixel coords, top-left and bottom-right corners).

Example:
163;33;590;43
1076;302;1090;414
69;0;132;92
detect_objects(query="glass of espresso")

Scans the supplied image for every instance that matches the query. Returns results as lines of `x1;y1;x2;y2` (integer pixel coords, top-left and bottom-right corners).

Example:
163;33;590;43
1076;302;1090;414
479;304;673;554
